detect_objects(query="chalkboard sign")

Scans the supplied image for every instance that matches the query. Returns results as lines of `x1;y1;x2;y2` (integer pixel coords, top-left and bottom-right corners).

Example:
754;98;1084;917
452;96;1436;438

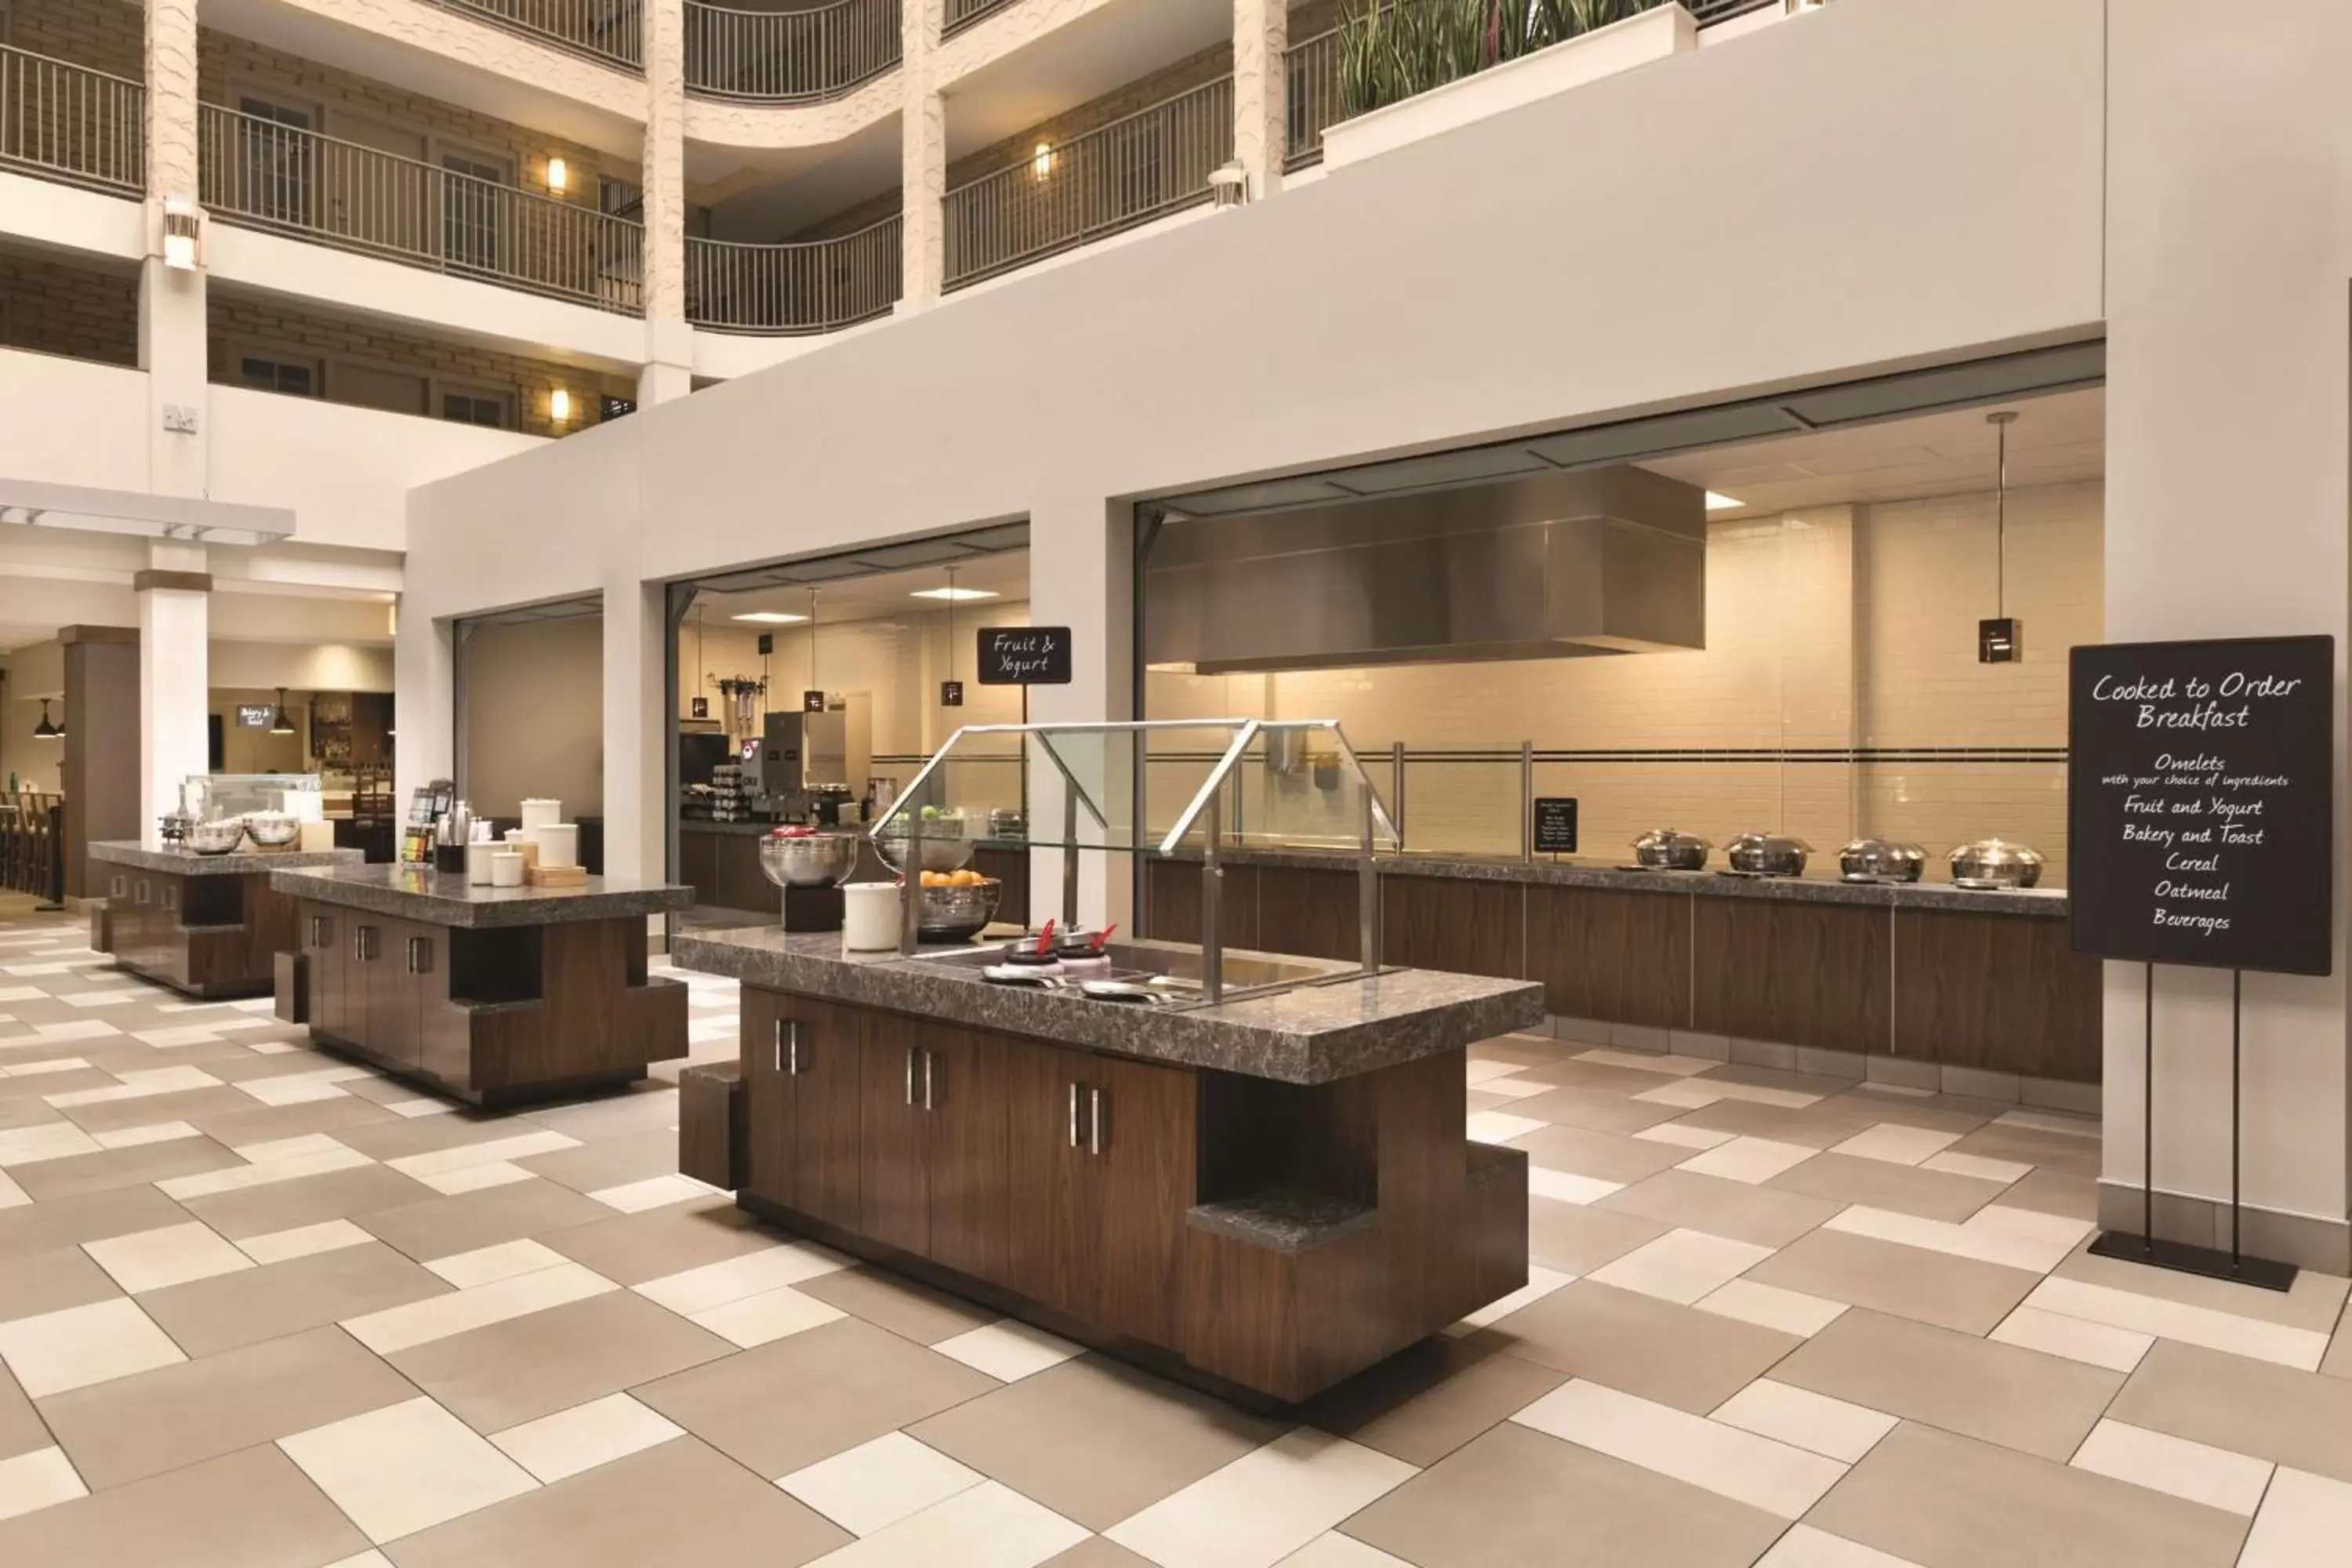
2068;635;2333;976
235;704;273;729
978;626;1072;686
1533;797;1578;855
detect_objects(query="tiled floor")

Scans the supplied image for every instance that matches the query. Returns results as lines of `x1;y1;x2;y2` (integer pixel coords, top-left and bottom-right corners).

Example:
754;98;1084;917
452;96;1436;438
0;893;2347;1566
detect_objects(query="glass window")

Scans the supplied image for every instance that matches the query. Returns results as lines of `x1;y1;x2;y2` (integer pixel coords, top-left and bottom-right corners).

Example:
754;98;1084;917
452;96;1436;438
441;391;510;428
239;355;317;396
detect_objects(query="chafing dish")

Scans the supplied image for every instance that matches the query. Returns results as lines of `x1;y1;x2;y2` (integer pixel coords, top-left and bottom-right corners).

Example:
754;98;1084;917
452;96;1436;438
1726;833;1811;877
758;831;861;888
243;811;300;847
1948;838;2045;889
1838;838;1926;884
1632;829;1711;871
183;819;247;855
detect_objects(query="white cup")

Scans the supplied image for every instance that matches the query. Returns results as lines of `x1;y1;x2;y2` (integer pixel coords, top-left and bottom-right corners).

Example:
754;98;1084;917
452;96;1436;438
466;840;496;885
519;799;561;833
842;882;902;951
491;851;524;888
532;822;579;869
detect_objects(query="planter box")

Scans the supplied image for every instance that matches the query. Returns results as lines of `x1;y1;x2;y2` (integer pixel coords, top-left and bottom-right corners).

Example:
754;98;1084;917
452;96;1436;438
1323;4;1699;172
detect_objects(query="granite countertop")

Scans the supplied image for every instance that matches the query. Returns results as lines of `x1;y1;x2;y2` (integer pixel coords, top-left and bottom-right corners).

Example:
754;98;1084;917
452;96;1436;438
91;842;363;877
669;927;1544;1085
1156;845;2067;916
270;863;694;928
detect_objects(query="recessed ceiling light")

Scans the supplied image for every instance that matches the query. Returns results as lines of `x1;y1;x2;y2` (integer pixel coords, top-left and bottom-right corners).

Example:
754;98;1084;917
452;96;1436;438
1704;492;1745;511
909;587;999;602
731;612;808;624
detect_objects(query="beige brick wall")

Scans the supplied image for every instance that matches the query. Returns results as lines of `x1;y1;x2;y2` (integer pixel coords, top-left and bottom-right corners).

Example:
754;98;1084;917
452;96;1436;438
0;252;138;366
4;0;144;80
205;294;636;437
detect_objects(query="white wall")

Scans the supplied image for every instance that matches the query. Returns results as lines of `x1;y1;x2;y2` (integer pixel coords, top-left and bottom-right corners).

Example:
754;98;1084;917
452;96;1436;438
460;615;605;819
209;640;394;691
0;350;149;492
1;639;65;793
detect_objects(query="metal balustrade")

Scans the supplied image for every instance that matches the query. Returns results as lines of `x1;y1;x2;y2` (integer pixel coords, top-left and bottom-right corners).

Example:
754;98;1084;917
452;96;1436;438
0;45;143;194
428;0;645;70
685;216;902;334
198;104;645;314
684;0;900;102
944;0;1022;38
945;76;1233;290
1284;27;1339;170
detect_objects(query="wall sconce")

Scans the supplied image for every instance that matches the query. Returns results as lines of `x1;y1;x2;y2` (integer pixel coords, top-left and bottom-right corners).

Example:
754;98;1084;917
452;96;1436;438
162;197;202;270
549;388;572;424
1209;162;1248;209
1031;142;1054;182
546;157;568;195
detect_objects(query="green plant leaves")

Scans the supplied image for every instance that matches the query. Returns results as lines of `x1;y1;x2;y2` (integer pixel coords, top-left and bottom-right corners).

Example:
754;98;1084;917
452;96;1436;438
1339;0;1669;115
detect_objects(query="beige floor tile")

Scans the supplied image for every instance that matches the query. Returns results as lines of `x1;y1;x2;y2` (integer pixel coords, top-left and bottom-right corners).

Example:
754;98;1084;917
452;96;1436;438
1711;1378;1896;1464
909;1352;1283;1532
1106;1428;1416;1568
1675;1135;1819;1185
1751;1523;1926;1567
815;1477;1090;1568
281;1396;538;1544
0;1446;85;1525
1744;1228;2042;1335
383;1433;848;1568
1988;1301;2153;1372
1275;1535;1416;1567
1508;1123;1692;1185
1515;1378;1846;1519
424;1237;572;1290
357;1178;616;1264
1526;1195;1670;1276
237;1218;380;1265
589;1174;716;1212
1301;1337;1566;1468
1918;1149;2032;1185
2238;1466;2352;1568
7;1134;244;1203
1502;1083;1685;1136
1344;1421;1788;1568
512;1127;682;1196
325;1112;524;1163
1766;1151;2013;1222
690;1283;848;1348
175;1163;443;1241
935;1319;1083;1383
344;1260;617;1357
1483;1281;1802;1414
1044;1537;1160;1567
1597;1169;1842;1249
2069;1417;2271;1517
0;1442;371;1568
1693;1278;1849;1338
487;1392;684;1483
1994;1167;2100;1219
781;1429;986;1535
47;1085;258;1137
0;1295;185;1397
2107;1338;2352;1485
0;1364;47;1461
139;1240;452;1358
2023;1276;2331;1370
183;1093;400;1149
2049;1243;2350;1334
0;1181;193;1261
536;1194;779;1286
0;1245;118;1326
633;1239;846;1315
641;1316;999;1482
1453;1265;1574;1332
1827;1123;1964;1166
82;1218;253;1294
1823;1203;2092;1275
1806;1421;2248;1568
1588;1229;1774;1305
36;1323;415;1489
515;1085;683;1143
797;1263;1001;1345
1772;1308;2122;1461
388;1286;730;1432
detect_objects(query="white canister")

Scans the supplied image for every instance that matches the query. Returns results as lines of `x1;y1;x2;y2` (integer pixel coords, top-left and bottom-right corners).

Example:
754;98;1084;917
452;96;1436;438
490;851;524;888
466;840;497;885
519;798;561;833
842;882;902;951
532;822;579;869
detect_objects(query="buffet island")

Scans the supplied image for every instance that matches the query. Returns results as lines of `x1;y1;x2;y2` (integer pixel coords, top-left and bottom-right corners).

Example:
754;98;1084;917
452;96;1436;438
271;863;694;1106
675;720;1542;1405
93;840;361;1000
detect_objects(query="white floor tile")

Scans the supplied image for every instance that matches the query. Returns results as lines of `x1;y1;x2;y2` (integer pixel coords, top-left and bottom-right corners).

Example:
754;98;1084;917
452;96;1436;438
1463;1112;1544;1145
1475;1076;1558;1102
416;1161;539;1196
0;1169;27;1210
588;1174;717;1213
2068;1419;2271;1517
385;1130;579;1180
634;1243;845;1316
238;1218;377;1266
1636;1079;1821;1112
0;1446;88;1523
384;1097;458;1119
1465;1060;1531;1087
0;1297;187;1396
1828;1124;1962;1167
234;1076;351;1107
1675;1136;1817;1185
809;1479;1087;1568
1987;1305;2153;1373
1588;1229;1773;1306
1276;1535;1417;1567
1526;1166;1624;1205
1632;1122;1738;1152
1106;1429;1417;1568
0;1122;101;1167
1448;1265;1574;1334
320;1554;397;1568
689;1285;847;1349
1512;1380;1844;1520
1824;1203;2092;1275
342;1262;616;1356
230;1133;354;1163
489;1392;684;1484
2021;1276;2330;1371
279;1396;538;1544
934;1319;1083;1383
158;1145;373;1200
1693;1279;1849;1338
426;1238;572;1289
45;1064;221;1108
1;1058;90;1079
781;1431;986;1537
1573;1049;1717;1077
91;1120;201;1149
83;1221;255;1294
1710;1378;1896;1464
1919;1150;2033;1185
1754;1523;1928;1568
2240;1467;2352;1568
1992;1109;2098;1138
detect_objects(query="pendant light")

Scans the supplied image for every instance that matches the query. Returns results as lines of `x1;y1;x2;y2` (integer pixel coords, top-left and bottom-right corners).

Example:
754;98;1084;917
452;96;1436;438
802;587;823;713
939;567;964;710
269;688;296;735
32;699;61;739
1978;410;2021;664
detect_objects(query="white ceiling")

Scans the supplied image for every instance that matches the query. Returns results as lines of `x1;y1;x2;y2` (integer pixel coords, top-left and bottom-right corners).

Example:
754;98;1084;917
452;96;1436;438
691;547;1032;626
1639;387;2103;518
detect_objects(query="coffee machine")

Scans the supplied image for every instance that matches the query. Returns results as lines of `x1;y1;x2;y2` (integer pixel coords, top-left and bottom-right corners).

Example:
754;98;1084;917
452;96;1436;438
746;695;870;821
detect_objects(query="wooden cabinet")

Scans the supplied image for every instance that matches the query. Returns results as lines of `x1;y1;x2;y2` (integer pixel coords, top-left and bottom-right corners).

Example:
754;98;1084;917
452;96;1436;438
304;906;343;1043
855;1017;1011;1273
742;991;863;1229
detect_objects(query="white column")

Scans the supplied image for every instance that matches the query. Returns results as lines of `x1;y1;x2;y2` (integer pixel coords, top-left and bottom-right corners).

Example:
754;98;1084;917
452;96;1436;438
602;576;668;895
393;609;455;812
640;0;691;404
142;0;206;497
899;0;946;312
1232;0;1287;200
2101;0;2352;1272
1024;485;1133;930
137;545;209;833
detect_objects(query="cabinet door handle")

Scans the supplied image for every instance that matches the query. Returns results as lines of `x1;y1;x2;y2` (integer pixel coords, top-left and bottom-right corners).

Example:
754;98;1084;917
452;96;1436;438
414;936;433;975
1090;1087;1104;1156
1068;1082;1080;1148
162;884;177;912
923;1047;935;1111
772;1018;782;1074
905;1046;916;1105
136;879;150;905
789;1020;800;1076
111;875;125;898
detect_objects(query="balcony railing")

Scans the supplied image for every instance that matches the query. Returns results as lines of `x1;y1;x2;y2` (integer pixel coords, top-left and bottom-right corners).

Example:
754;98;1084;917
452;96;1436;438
429;0;644;71
684;0;900;102
198;104;644;314
1284;27;1339;170
0;45;143;194
685;216;902;334
944;0;1022;38
945;76;1233;290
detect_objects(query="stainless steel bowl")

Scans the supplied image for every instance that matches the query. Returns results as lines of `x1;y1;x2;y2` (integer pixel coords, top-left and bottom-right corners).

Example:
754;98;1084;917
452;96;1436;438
917;878;1001;942
1948;838;2045;889
873;815;975;875
244;811;300;848
758;832;860;888
1838;838;1926;884
1632;829;1711;871
183;819;246;855
1727;833;1812;877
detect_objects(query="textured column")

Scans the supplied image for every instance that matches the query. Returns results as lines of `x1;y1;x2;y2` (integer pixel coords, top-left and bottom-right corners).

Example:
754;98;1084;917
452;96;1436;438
899;0;946;311
640;0;692;400
1232;0;1287;199
141;0;206;496
136;544;209;833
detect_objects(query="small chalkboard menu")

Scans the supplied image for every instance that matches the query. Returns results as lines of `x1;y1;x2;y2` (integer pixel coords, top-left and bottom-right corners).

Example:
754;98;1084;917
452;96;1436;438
1532;798;1578;855
2068;635;2333;976
978;626;1072;686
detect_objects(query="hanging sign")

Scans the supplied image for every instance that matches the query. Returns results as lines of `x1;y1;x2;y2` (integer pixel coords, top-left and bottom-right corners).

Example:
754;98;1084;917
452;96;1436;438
802;691;826;713
940;681;964;708
978;627;1072;686
2067;635;2333;976
235;705;274;729
1532;798;1579;855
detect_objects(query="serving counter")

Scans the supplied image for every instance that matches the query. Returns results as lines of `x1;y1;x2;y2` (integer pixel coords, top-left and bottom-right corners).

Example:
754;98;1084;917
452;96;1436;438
92;842;362;1000
673;927;1543;1405
271;863;693;1106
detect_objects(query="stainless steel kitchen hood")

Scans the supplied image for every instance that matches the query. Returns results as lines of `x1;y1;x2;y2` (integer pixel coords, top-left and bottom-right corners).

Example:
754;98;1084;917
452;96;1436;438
1144;465;1705;673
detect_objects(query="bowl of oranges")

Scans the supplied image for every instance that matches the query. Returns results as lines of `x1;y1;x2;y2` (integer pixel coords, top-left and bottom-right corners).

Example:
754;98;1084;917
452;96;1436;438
915;868;1000;942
